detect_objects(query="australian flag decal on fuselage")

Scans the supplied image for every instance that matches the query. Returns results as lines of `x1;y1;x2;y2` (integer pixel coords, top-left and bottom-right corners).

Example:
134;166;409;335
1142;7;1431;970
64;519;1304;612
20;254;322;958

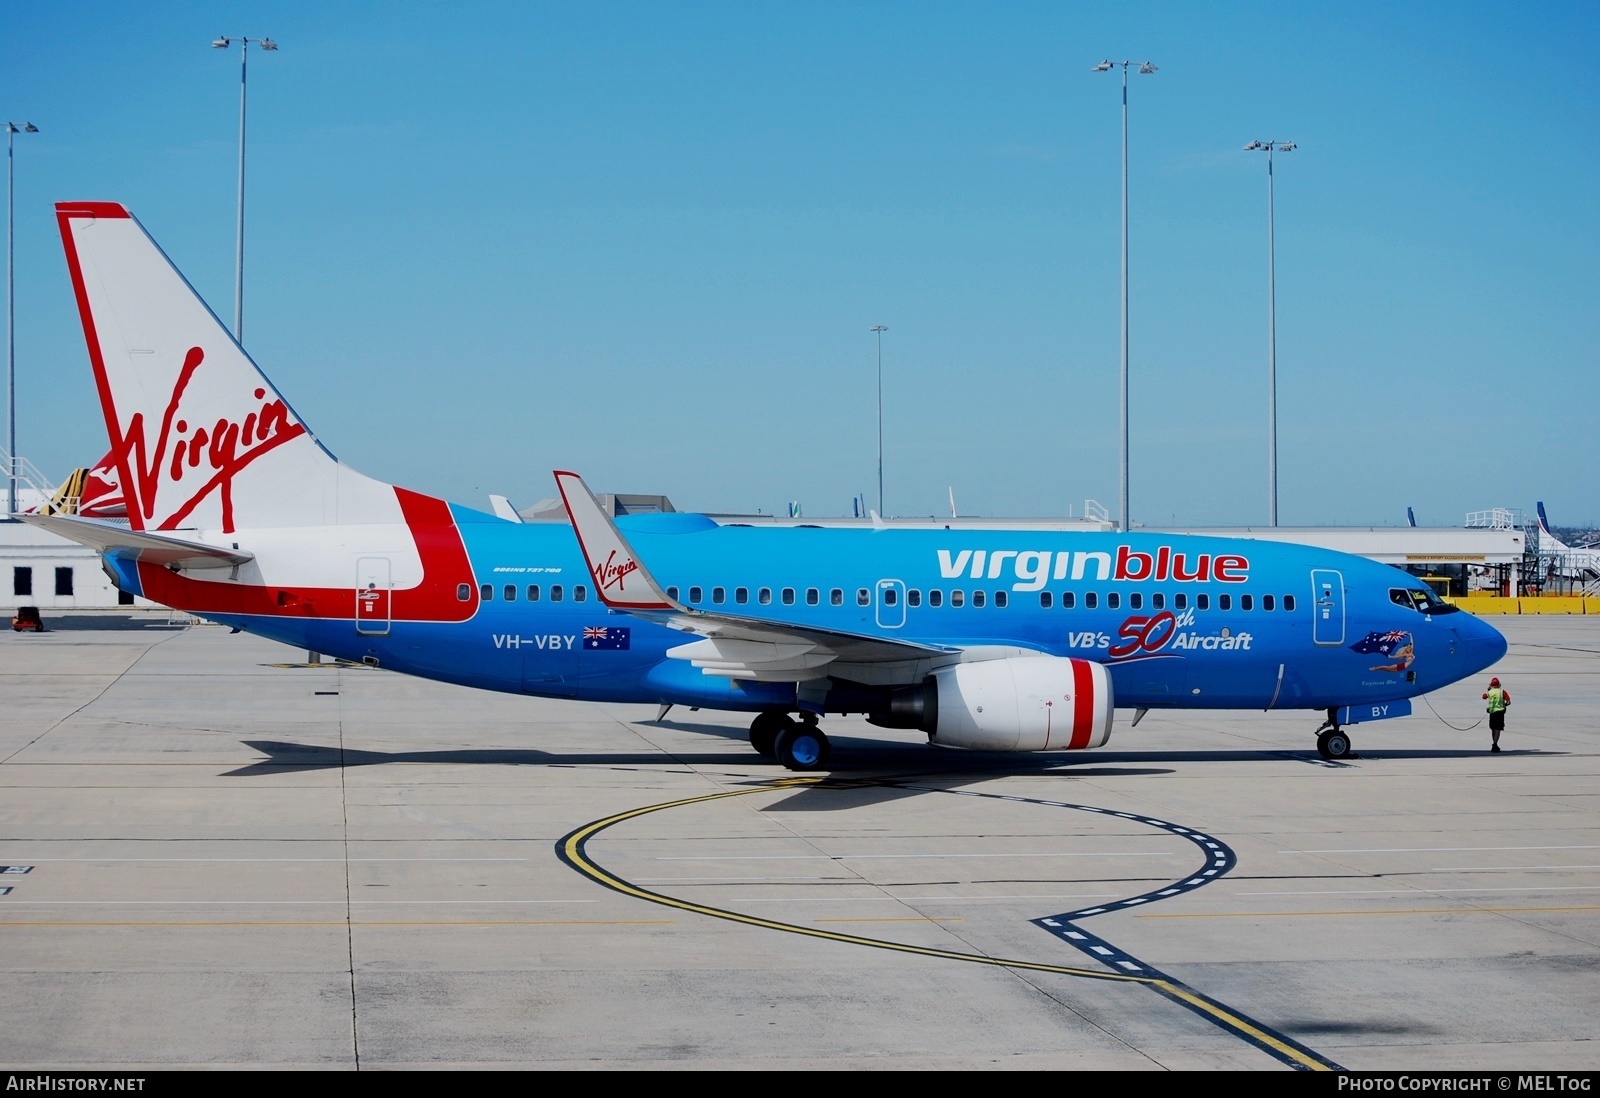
584;626;630;650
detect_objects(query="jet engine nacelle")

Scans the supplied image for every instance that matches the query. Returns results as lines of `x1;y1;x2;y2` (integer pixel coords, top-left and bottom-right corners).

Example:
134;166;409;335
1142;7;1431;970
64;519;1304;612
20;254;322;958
870;656;1114;752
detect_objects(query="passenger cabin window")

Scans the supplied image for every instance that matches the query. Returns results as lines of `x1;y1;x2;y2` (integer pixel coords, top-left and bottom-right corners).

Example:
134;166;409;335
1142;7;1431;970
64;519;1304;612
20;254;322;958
479;584;493;601
1085;592;1097;609
666;586;678;601
994;591;1008;608
1241;594;1254;611
929;590;943;607
1175;593;1186;610
736;587;749;604
1039;592;1053;608
782;588;795;605
1284;594;1296;611
806;588;819;606
551;585;564;602
1219;594;1231;610
1263;594;1275;611
503;584;517;601
950;590;965;607
712;586;726;604
759;587;772;605
1153;593;1165;610
574;586;587;602
689;586;702;603
1107;592;1120;610
1062;591;1075;609
1197;593;1209;610
528;585;541;601
908;589;921;607
1130;592;1142;610
882;587;898;606
856;588;869;606
457;583;471;601
972;591;986;608
830;589;843;606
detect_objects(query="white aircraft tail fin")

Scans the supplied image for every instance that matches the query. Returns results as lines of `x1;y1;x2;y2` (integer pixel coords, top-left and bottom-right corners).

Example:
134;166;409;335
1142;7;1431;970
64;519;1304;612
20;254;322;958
56;201;378;534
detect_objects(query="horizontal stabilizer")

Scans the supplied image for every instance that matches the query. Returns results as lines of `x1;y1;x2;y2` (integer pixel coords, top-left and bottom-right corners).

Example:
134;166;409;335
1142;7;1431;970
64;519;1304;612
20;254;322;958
489;495;524;523
18;513;254;570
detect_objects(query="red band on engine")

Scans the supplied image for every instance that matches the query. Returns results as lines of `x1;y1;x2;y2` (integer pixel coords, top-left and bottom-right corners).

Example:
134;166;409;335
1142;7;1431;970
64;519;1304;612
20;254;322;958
1069;658;1096;749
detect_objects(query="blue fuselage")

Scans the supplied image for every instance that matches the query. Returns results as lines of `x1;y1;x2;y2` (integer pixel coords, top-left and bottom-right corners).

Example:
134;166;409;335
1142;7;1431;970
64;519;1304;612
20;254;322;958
181;506;1506;718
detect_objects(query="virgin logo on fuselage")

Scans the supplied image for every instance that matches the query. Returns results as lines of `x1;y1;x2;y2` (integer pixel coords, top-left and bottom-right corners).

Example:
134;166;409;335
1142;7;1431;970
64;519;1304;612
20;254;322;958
111;345;306;533
937;545;1249;591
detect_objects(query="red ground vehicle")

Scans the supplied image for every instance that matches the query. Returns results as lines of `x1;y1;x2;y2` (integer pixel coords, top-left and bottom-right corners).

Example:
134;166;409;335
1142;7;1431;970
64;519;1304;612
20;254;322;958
11;606;43;632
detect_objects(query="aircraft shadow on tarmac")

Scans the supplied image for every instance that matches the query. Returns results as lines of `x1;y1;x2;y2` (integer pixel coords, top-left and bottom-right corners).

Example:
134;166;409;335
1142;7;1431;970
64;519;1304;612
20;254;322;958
225;736;1547;783
227;736;1174;781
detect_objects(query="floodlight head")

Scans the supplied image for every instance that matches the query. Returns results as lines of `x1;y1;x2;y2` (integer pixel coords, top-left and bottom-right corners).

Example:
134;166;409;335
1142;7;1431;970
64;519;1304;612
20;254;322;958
260;38;278;50
1244;141;1263;150
1138;61;1158;74
24;123;37;133
1092;60;1113;72
1279;142;1296;152
212;37;230;48
870;325;888;333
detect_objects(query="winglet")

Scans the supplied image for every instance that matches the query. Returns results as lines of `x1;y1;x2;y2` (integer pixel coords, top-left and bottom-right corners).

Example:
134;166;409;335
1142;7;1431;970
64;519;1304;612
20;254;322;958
553;470;681;611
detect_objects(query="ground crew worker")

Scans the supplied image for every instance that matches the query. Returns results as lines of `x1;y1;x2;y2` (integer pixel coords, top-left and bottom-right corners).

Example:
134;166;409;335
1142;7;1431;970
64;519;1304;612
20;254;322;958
1482;676;1510;753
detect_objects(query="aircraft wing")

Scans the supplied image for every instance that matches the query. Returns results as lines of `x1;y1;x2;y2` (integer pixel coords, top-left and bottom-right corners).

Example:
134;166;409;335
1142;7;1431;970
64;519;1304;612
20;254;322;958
17;513;254;571
554;470;953;681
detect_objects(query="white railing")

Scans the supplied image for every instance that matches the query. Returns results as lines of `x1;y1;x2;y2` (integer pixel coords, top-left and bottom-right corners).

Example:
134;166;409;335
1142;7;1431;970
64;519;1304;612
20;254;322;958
0;446;60;514
1465;508;1523;530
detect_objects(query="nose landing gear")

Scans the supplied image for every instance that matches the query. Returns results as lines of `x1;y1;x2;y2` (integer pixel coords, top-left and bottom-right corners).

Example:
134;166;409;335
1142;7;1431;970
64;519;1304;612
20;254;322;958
1315;707;1351;760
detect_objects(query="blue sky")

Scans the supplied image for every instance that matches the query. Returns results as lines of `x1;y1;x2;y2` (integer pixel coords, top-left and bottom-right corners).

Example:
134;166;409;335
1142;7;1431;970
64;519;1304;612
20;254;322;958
5;2;1597;526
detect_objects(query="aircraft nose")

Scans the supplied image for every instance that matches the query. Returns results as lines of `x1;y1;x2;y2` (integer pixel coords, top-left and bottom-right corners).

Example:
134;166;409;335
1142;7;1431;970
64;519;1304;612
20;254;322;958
1460;613;1508;675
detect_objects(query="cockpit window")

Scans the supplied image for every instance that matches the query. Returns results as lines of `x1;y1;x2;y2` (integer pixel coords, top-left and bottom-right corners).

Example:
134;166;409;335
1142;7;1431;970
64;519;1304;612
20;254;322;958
1390;586;1459;615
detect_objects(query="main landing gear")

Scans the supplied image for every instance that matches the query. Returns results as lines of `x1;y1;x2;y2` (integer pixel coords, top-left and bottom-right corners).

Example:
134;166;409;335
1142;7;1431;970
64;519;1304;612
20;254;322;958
749;711;831;771
1315;707;1351;760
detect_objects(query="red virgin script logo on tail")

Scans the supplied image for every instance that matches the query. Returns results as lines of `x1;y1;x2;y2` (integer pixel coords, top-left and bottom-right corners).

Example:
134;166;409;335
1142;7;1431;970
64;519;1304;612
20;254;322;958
596;550;639;593
111;345;307;533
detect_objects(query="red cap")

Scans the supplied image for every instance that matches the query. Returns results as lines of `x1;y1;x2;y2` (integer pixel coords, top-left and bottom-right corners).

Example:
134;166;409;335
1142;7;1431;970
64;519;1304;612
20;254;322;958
1489;677;1500;686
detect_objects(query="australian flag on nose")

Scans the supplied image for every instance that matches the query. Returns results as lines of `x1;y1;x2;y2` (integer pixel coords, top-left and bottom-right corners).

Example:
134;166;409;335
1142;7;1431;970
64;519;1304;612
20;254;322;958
1348;630;1410;656
584;626;630;651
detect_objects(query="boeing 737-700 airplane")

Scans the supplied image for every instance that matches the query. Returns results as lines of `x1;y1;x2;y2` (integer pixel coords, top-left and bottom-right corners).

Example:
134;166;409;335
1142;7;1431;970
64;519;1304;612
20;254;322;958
22;202;1507;769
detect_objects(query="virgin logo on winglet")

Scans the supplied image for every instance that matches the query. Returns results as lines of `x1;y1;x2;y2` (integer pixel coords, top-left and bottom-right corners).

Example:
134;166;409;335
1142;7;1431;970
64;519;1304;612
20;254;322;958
596;549;639;593
111;345;306;533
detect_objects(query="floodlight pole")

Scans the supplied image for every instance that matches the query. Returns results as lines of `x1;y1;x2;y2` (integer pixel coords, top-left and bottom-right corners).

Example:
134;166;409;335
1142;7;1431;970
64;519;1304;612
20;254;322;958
1244;140;1294;526
6;121;39;519
212;35;277;344
1093;60;1157;533
871;325;888;517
